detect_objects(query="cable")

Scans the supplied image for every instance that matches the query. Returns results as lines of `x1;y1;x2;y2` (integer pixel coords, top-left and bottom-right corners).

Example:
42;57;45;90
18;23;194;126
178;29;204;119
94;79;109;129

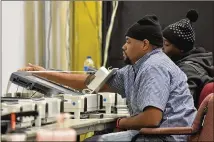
102;1;119;67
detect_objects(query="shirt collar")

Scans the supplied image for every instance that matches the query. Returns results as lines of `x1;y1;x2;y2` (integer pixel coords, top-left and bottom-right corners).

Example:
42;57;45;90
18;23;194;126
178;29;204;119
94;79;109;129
132;48;162;73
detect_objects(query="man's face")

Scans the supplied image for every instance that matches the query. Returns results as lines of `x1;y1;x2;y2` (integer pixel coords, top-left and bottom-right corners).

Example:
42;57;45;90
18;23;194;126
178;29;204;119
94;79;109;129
162;38;182;61
122;36;148;65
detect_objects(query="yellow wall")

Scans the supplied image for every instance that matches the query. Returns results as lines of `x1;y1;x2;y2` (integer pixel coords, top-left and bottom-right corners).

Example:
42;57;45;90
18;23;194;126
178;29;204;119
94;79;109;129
71;1;102;71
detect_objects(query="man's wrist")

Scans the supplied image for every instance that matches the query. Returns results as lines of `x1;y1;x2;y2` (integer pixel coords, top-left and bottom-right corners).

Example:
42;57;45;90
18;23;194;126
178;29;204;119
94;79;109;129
116;117;125;128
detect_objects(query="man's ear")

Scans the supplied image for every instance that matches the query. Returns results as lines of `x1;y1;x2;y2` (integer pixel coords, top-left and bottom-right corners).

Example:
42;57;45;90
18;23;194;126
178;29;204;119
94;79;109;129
141;39;150;51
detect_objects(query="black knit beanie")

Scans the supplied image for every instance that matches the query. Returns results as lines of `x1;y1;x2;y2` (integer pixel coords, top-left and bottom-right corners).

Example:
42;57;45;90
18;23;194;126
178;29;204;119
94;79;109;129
125;15;163;47
163;10;199;52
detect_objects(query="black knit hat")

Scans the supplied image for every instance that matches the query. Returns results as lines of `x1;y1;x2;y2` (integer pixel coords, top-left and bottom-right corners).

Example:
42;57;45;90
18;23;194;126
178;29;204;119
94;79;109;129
163;10;199;52
125;15;163;47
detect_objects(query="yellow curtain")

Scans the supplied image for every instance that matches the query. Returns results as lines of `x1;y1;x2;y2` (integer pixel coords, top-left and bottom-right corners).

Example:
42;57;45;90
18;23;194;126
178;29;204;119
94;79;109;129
71;1;102;71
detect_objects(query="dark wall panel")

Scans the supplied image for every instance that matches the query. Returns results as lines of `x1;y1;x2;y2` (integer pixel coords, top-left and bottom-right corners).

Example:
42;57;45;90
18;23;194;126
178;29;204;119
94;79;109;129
103;1;214;68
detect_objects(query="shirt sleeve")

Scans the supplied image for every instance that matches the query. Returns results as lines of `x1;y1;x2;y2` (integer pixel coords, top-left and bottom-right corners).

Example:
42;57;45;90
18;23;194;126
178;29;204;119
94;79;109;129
137;66;170;112
106;67;127;98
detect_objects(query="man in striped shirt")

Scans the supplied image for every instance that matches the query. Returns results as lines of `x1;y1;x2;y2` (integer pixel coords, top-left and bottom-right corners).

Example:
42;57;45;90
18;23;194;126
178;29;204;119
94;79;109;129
85;15;196;141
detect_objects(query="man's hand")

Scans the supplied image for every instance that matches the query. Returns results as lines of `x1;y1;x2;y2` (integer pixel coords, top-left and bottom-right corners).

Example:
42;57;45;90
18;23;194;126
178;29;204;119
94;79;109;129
18;63;46;71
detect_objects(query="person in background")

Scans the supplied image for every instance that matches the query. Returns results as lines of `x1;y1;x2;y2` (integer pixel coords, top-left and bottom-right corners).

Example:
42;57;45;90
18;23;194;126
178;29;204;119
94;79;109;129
19;14;196;141
162;9;214;108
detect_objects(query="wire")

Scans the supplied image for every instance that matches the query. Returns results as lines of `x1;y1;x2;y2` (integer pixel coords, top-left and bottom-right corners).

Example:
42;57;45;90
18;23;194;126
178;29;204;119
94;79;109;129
102;1;119;67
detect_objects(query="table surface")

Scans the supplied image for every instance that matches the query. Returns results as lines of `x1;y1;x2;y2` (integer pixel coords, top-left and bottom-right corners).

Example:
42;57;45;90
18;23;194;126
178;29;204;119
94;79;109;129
1;113;129;141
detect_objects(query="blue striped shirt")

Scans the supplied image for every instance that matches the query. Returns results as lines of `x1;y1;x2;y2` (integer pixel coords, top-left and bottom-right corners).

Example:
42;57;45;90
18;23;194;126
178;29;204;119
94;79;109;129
107;48;197;141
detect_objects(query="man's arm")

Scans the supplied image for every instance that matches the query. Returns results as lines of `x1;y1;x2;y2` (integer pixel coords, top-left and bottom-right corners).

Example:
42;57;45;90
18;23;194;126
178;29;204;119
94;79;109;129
119;107;162;129
37;72;113;91
35;72;89;90
19;63;113;91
